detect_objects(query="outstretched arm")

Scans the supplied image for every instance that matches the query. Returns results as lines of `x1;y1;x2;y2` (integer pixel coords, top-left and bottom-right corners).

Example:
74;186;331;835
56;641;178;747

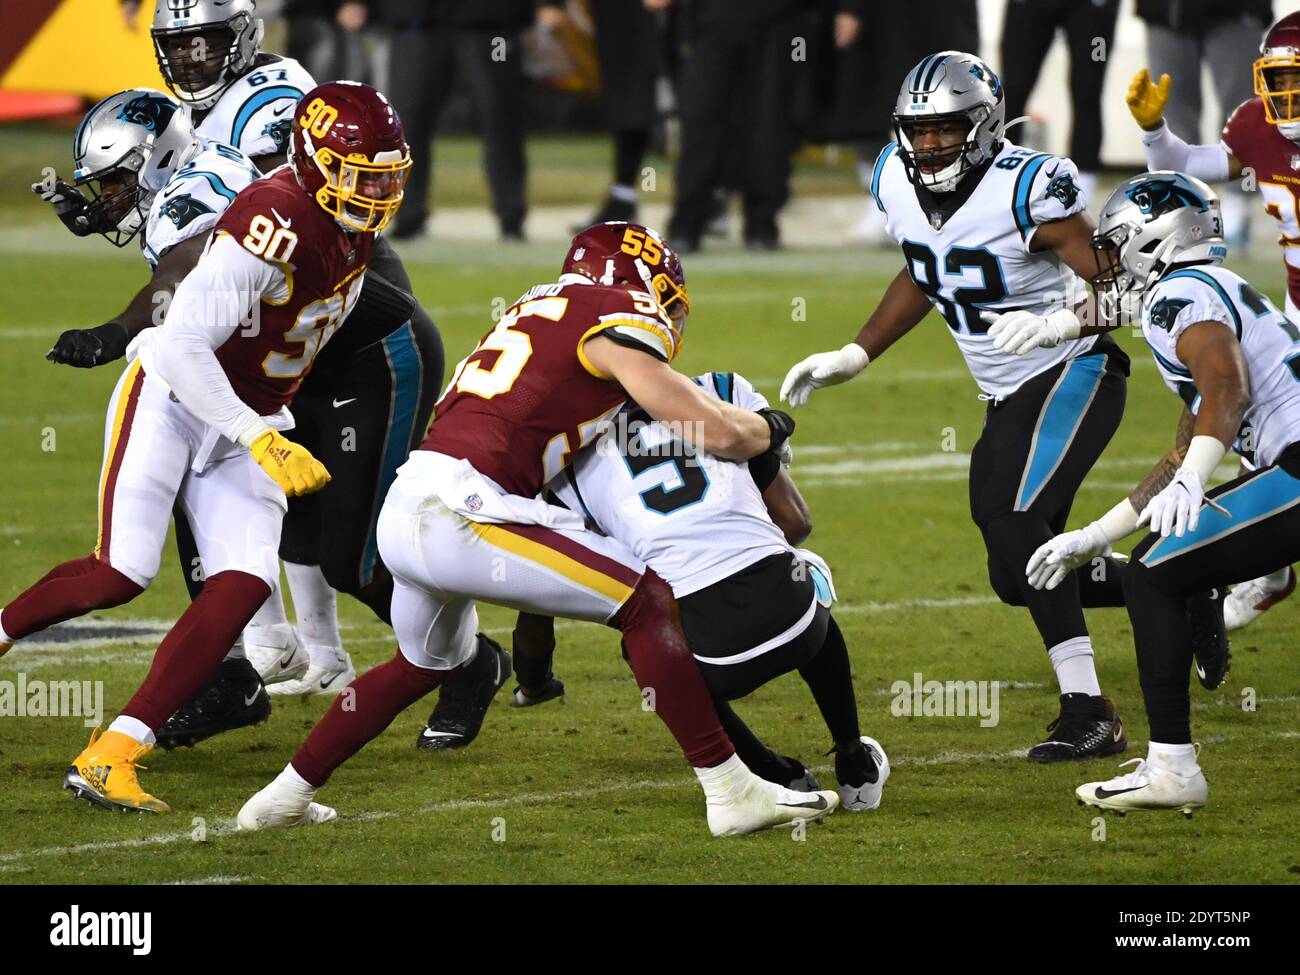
1127;69;1243;181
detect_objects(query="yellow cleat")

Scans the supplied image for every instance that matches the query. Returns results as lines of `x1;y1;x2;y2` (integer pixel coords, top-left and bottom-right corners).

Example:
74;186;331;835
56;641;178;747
63;729;171;814
0;641;11;659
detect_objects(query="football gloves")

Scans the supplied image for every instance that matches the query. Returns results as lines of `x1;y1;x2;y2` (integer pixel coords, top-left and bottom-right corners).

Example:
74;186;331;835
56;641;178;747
1026;523;1111;591
1138;468;1206;538
780;343;870;407
1127;69;1172;132
31;175;95;237
983;308;1081;355
248;431;332;497
47;322;130;368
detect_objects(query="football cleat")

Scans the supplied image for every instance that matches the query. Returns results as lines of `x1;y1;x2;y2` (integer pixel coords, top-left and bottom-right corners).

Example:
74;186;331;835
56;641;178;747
836;736;890;811
706;767;840;837
155;657;272;750
510;677;565;708
781;757;822;792
244;623;311;685
416;634;510;750
268;647;356;697
237;777;337;831
0;641;11;659
1187;588;1231;690
1076;755;1207;816
63;729;170;814
1028;694;1127;763
1224;566;1295;631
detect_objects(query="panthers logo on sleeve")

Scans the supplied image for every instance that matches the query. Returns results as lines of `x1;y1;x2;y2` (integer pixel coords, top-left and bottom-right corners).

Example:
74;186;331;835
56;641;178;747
261;119;293;153
160;193;214;231
1148;296;1192;332
1046;173;1079;210
1126;177;1209;220
116;93;178;133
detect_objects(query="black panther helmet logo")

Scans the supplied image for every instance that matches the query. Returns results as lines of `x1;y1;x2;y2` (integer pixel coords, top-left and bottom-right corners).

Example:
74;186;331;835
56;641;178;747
1126;178;1207;221
116;94;178;134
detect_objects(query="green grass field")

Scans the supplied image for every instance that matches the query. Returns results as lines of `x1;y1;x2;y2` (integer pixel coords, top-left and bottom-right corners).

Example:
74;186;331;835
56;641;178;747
0;133;1297;884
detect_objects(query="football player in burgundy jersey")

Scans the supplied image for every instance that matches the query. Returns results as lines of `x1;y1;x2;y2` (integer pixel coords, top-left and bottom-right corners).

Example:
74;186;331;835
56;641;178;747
1125;14;1300;629
238;223;842;836
0;82;410;815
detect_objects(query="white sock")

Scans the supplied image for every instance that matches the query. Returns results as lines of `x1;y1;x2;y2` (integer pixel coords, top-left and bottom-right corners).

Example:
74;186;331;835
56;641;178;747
1048;636;1101;696
249;583;290;629
1262;565;1293;590
693;753;752;802
281;762;317;794
608;183;636;203
108;715;155;746
1148;740;1198;774
284;561;342;661
0;611;13;645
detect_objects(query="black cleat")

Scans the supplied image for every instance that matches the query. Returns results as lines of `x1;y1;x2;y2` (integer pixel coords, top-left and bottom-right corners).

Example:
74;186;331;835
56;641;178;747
417;634;511;751
510;677;565;708
1187;588;1231;690
780;756;822;792
155;657;271;750
1027;694;1127;763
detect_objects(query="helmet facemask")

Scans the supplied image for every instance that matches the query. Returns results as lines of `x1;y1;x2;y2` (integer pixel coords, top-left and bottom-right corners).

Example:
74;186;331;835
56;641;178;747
305;141;412;234
894;110;988;193
152;13;259;110
74;149;149;247
1255;57;1300;132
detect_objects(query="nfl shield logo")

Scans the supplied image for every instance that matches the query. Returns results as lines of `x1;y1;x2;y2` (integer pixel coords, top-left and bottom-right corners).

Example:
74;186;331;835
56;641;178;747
465;493;483;513
929;212;943;230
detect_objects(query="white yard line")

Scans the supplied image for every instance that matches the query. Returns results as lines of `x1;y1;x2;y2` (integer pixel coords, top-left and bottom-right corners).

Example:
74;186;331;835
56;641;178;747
163;875;252;885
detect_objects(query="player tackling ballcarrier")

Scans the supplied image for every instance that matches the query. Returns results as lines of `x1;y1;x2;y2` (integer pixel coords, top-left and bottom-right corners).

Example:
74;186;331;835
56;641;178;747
237;222;843;836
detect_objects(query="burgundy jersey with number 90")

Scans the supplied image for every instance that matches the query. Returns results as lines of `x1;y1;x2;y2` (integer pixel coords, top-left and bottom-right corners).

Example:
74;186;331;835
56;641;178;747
423;281;680;498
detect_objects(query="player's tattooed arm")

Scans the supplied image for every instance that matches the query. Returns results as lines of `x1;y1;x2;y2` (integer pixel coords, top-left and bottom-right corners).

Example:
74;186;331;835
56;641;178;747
762;468;813;546
1127;407;1196;513
853;266;933;358
47;232;209;367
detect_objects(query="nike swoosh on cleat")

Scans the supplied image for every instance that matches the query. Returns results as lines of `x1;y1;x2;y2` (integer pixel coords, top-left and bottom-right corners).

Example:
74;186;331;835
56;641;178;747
276;649;298;669
778;796;828;811
1093;785;1143;799
421;729;462;739
318;672;345;690
1195;662;1208;680
332;398;357;408
244;691;261;706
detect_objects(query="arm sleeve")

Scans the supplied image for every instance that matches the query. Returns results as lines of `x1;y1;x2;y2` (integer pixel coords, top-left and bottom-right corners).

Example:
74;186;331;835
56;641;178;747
151;233;286;444
1141;121;1231;182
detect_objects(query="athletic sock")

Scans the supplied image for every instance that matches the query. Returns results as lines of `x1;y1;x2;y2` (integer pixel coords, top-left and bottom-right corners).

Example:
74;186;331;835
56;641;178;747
1148;740;1199;774
284;561;342;661
1048;636;1101;696
108;715;155;746
797;615;862;748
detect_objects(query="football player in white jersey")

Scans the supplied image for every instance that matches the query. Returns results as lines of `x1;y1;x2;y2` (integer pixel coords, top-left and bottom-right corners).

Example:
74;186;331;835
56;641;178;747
1028;173;1300;814
782;51;1134;763
1120;17;1300;630
457;372;889;810
29;89;296;747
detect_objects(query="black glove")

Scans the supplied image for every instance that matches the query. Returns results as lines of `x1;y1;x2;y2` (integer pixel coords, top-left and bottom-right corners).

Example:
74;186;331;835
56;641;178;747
757;407;796;452
31;176;95;237
47;322;130;368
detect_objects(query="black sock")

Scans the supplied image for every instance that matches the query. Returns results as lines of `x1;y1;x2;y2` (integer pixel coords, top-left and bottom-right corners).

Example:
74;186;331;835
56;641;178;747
613;128;651;189
512;627;555;690
713;698;789;782
797;615;861;749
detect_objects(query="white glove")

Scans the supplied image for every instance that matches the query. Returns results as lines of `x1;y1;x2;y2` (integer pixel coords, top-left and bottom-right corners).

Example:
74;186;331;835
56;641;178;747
1138;468;1206;538
1026;522;1111;591
982;308;1081;355
780;343;870;408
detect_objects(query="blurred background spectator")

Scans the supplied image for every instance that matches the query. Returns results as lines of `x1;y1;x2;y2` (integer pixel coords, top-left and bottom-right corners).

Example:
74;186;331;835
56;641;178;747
285;1;372;84
1137;0;1273;251
999;0;1121;209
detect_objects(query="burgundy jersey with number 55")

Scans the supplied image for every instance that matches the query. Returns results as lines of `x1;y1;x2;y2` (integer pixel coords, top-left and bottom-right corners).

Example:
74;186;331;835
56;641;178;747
424;282;681;498
210;167;372;415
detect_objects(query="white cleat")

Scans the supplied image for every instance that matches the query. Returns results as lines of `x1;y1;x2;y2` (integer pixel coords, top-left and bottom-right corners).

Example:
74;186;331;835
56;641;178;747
838;736;890;811
267;647;356;697
244;624;310;686
1076;757;1208;817
237;778;338;831
707;770;839;837
1223;567;1294;631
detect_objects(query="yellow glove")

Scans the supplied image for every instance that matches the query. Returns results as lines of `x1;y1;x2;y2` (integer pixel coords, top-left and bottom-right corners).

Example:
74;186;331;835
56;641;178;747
249;430;331;496
1127;68;1171;131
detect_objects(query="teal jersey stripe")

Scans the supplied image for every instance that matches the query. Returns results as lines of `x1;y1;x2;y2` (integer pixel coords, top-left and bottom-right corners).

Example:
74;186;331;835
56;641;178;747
362;322;421;585
1160;269;1243;338
871;143;898;212
1012;153;1051;240
1140;466;1300;567
1015;355;1105;511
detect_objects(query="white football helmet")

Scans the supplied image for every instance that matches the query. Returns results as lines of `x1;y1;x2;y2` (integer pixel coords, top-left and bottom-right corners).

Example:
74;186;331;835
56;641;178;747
71;88;199;246
1092;172;1227;302
892;51;1006;193
151;0;265;111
